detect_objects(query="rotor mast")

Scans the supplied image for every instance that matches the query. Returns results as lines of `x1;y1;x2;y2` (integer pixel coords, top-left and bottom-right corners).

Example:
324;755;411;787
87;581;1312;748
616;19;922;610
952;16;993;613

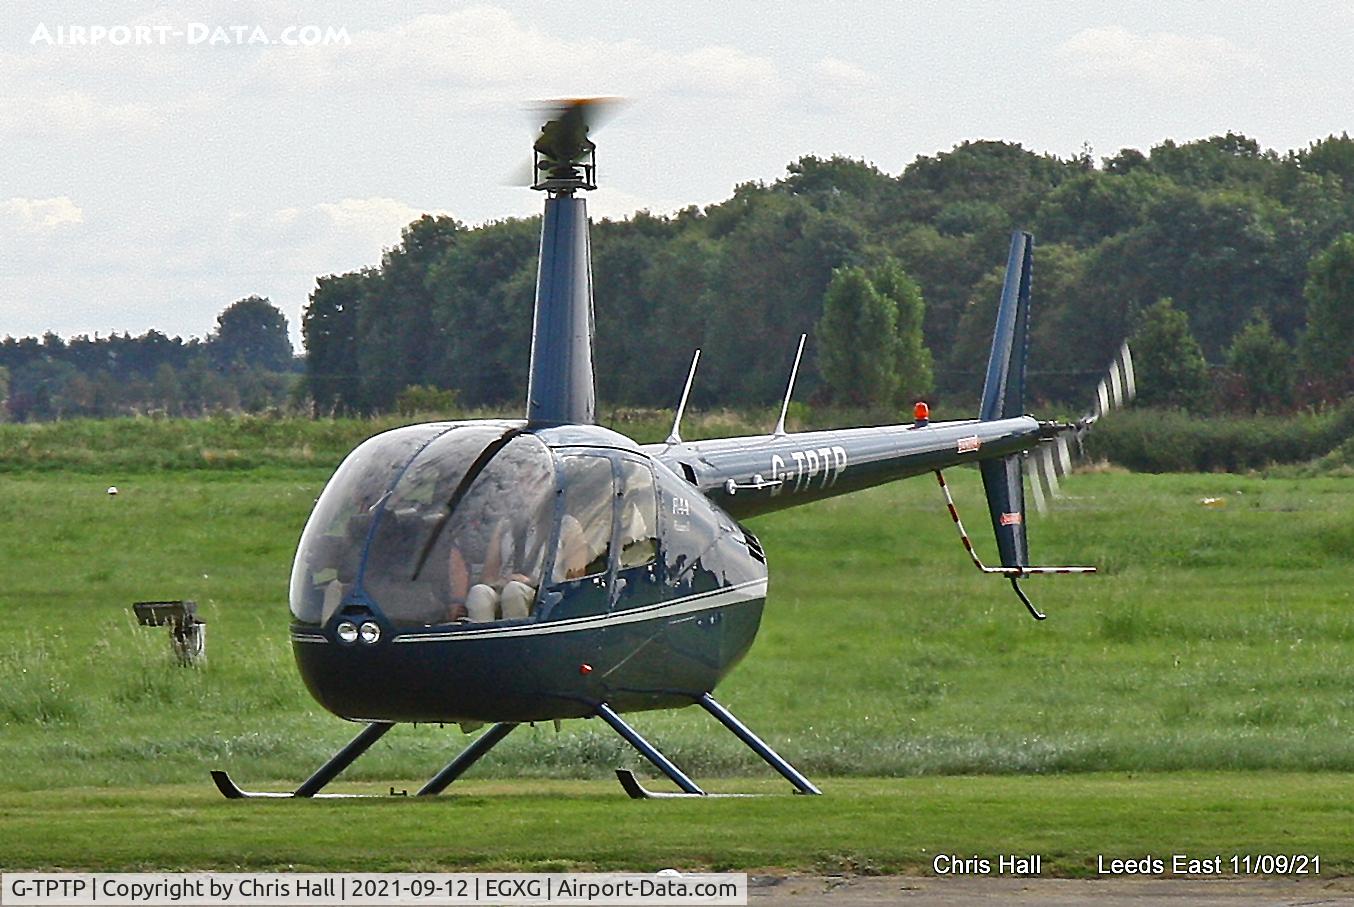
524;100;601;427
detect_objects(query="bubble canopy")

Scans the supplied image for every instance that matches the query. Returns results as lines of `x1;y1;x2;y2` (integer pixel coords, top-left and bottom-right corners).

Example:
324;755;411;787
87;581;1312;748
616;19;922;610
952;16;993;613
289;423;558;629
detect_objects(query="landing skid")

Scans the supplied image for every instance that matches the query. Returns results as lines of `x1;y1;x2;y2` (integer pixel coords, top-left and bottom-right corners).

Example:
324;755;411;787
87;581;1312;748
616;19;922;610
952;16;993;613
209;770;383;800
212;694;818;801
614;769;752;799
211;720;517;800
603;693;821;798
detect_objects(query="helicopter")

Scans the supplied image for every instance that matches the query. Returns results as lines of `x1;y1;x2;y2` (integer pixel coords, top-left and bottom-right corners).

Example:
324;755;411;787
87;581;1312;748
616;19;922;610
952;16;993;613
212;100;1133;800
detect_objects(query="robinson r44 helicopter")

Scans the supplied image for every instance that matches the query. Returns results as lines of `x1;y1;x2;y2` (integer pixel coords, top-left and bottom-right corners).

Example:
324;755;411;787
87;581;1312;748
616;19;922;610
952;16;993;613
212;100;1133;800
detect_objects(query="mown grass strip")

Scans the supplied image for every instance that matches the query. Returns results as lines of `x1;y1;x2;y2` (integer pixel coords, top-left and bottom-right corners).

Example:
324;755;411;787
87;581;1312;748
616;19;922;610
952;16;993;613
2;775;1350;875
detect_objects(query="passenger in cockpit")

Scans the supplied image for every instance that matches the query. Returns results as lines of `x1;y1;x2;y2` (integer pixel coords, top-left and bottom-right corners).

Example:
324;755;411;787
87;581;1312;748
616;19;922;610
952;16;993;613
450;518;543;622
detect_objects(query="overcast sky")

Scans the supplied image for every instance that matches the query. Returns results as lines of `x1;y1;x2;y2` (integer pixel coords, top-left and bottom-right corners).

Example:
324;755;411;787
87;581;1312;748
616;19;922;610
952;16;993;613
2;1;1351;349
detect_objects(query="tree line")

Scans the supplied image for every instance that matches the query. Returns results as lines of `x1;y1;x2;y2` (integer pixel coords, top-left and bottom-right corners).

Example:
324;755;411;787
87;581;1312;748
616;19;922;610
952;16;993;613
0;296;297;421
8;132;1354;423
304;132;1354;419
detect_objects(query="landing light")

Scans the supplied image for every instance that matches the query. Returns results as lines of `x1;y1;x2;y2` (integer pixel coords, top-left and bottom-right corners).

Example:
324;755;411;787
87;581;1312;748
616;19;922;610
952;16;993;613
359;622;382;644
336;621;359;644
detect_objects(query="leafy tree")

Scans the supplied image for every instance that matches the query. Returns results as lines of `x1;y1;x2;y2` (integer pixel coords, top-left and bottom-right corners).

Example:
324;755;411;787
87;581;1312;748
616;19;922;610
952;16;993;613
1297;133;1354;185
817;266;900;408
355;215;462;411
427;217;539;407
212;296;293;372
632;232;716;405
933;199;1008;239
1145;133;1276;191
304;271;373;414
700;193;862;404
591;216;676;405
1034;170;1164;248
888;225;985;361
395;384;459;416
778;155;894;205
1299;232;1354;394
152;364;185;416
1082;186;1296;358
897;140;1072;225
1103;147;1148;174
1130;298;1211;410
871;259;933;402
1225;312;1293;411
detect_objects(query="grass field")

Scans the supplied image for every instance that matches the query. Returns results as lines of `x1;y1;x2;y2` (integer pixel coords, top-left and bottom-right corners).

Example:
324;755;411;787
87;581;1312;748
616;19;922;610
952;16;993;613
2;418;1353;872
3;775;1350;875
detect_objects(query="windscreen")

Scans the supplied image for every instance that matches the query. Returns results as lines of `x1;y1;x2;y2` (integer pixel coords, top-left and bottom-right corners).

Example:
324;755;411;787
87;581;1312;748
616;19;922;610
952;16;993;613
288;424;452;626
361;430;556;627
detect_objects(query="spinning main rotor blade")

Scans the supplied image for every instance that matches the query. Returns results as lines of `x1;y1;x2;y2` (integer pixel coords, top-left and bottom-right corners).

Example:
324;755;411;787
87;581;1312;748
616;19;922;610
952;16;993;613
530;97;621;164
506;97;624;186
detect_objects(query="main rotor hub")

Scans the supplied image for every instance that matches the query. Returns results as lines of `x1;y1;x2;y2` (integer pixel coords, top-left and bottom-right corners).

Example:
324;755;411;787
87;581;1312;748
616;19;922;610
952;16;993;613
531;146;597;194
530;98;605;194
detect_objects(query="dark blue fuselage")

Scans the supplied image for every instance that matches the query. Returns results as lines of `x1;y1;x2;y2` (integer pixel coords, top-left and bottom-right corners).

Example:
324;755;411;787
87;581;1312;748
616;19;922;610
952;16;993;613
291;423;768;723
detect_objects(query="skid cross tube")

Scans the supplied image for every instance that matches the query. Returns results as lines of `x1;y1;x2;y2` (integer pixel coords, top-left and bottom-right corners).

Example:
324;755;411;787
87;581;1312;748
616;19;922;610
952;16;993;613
417;722;518;796
698;693;821;795
595;703;705;795
294;721;395;797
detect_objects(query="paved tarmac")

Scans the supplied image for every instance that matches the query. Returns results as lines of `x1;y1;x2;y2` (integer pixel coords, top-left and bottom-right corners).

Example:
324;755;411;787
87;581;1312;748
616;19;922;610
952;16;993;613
748;875;1354;905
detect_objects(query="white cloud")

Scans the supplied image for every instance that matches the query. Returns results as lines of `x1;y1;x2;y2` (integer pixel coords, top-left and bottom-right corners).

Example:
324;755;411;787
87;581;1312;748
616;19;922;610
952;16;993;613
257;6;781;102
1056;27;1251;88
1;196;85;233
0;91;160;135
667;45;780;98
315;197;444;245
815;57;878;92
587;188;687;222
224;196;452;283
803;56;882;112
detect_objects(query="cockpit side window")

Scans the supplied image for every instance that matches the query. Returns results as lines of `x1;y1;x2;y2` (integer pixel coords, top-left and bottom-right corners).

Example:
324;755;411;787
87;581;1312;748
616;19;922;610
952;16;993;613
552;455;615;583
617;460;659;570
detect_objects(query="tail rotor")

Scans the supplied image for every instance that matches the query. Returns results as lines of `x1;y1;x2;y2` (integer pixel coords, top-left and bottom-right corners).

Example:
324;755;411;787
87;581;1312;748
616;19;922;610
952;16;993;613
1027;341;1136;514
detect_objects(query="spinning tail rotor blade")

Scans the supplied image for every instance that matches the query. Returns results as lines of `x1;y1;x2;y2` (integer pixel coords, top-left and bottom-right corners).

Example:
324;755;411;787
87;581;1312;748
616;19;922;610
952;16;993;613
1119;341;1136;401
1028;457;1047;515
1081;342;1138;426
1028;442;1061;515
1055;434;1073;477
1030;342;1136;512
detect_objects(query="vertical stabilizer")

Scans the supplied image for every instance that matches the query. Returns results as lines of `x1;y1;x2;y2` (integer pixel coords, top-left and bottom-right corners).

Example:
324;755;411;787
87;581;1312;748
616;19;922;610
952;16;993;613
979;231;1034;568
979;231;1033;423
980;456;1029;569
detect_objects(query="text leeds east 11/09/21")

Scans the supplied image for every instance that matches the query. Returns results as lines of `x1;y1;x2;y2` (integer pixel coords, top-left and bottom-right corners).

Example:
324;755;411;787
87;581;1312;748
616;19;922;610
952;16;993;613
930;854;1322;876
